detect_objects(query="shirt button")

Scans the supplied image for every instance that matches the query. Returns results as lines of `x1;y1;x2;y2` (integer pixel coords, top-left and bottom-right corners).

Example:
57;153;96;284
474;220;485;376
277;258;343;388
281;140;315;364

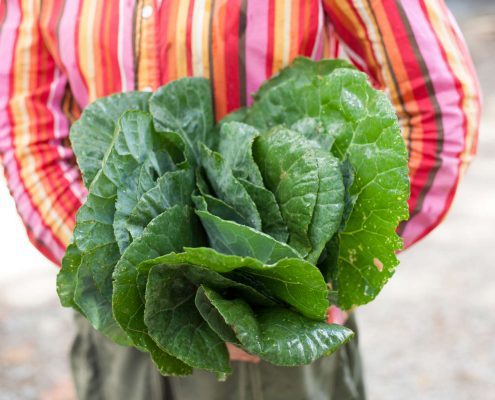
142;86;153;92
142;5;153;19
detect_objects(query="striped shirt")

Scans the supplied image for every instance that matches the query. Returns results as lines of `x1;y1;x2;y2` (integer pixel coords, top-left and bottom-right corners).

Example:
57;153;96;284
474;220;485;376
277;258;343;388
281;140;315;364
0;0;481;265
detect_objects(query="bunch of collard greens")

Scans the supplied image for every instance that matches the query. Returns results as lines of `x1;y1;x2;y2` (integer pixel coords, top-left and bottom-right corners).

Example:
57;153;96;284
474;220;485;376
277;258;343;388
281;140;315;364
57;57;410;378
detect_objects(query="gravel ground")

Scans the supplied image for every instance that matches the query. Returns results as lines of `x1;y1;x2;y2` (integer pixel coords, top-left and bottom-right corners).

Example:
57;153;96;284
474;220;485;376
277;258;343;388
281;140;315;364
0;4;494;400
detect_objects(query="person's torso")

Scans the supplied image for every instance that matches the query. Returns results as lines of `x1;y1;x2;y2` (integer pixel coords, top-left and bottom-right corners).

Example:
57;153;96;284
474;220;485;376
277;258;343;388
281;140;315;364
39;0;335;119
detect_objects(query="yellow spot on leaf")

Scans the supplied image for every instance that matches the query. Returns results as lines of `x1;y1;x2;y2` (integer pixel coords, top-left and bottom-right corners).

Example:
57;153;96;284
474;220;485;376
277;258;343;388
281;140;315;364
373;258;383;272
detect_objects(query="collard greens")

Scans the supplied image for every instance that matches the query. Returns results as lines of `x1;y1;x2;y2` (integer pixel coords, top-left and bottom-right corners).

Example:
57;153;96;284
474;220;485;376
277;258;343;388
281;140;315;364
57;57;410;377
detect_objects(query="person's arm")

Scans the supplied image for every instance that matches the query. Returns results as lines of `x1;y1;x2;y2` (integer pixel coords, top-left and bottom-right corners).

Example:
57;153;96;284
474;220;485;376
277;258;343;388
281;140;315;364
322;0;482;248
0;0;85;265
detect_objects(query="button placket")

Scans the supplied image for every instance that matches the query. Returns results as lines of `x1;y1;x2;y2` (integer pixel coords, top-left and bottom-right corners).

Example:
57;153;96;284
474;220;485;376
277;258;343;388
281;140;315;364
136;0;160;92
142;4;153;19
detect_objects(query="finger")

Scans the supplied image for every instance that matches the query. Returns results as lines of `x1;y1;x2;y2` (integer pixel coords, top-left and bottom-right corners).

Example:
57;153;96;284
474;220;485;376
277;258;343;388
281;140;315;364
227;343;261;363
326;305;348;325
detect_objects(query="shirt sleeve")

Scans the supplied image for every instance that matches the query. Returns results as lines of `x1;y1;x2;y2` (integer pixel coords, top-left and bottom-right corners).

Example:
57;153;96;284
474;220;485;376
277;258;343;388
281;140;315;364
322;0;482;248
0;0;86;265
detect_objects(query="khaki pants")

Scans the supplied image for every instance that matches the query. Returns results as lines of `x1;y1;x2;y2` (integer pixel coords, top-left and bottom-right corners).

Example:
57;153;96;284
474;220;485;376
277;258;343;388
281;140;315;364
71;313;365;400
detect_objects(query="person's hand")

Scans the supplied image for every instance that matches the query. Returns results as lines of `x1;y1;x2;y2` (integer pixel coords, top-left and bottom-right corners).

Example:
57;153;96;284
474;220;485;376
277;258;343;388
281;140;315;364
326;305;348;325
227;343;260;363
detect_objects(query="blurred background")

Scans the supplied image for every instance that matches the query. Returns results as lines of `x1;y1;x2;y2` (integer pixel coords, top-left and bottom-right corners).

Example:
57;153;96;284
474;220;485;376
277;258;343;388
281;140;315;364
0;1;494;399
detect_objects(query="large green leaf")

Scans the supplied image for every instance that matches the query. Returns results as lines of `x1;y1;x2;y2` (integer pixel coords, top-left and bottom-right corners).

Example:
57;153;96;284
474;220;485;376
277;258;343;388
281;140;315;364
73;244;129;344
111;131;186;253
144;265;229;375
216;122;263;185
112;206;203;348
238;178;288;243
193;170;250;226
253;128;344;263
137;252;276;310
71;111;177;342
335;112;409;307
218;106;248;125
245;62;359;134
317;159;356;284
291;118;335;152
125;168;195;240
141;261;279;375
200;145;261;230
113;158;172;253
71;190;129;344
247;65;409;308
115;133;191;250
214;122;289;243
185;247;328;319
252;56;354;103
192;195;248;226
148;339;193;377
198;286;354;366
338;158;357;230
149;77;214;164
140;247;327;320
196;209;300;264
112;206;201;375
70;92;151;188
195;286;240;345
56;242;83;313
